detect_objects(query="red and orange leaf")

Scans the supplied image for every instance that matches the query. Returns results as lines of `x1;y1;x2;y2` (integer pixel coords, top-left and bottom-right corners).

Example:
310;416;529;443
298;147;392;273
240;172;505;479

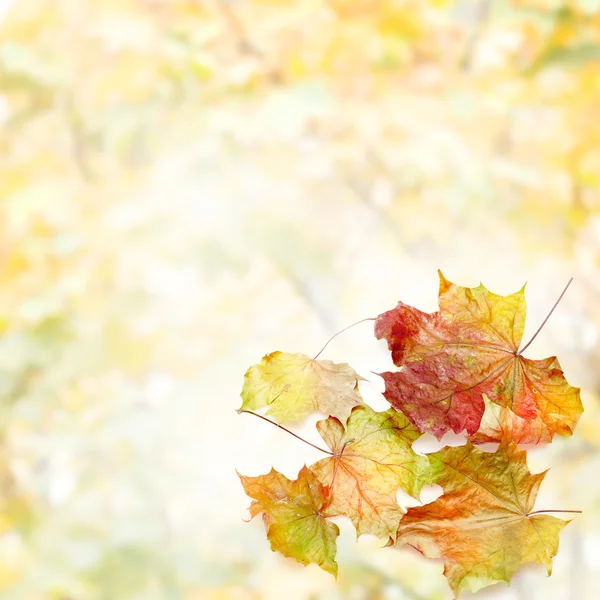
239;351;364;424
394;440;570;596
309;405;431;540
471;395;552;445
375;271;582;440
238;466;339;576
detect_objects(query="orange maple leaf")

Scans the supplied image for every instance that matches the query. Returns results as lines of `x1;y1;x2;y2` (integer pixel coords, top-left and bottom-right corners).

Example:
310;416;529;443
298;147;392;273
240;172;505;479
394;440;572;596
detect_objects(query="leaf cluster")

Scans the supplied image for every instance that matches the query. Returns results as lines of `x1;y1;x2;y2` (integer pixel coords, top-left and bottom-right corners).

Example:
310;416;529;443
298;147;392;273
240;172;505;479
236;272;583;596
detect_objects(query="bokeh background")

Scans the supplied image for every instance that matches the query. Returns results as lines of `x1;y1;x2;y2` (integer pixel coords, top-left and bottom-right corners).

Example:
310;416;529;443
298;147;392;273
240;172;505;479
1;0;600;598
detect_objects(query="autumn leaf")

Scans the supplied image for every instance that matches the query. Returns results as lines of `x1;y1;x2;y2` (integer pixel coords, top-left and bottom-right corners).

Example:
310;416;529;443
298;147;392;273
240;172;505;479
471;395;552;445
310;405;431;540
375;271;582;439
394;440;570;596
238;466;339;576
239;351;364;423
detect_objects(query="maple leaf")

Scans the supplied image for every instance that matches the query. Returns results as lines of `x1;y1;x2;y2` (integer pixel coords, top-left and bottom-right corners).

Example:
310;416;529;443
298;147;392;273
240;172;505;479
239;351;364;424
238;465;339;576
471;395;552;445
375;271;582;439
393;440;570;596
310;405;431;540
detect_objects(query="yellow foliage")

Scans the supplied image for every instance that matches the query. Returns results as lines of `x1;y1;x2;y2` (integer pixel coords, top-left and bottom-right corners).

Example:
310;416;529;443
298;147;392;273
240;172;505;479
192;587;260;600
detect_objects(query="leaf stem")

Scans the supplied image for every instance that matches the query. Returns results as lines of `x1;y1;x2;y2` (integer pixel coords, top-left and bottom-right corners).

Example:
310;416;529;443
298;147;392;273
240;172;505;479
238;410;334;455
328;439;352;492
517;277;573;356
313;317;376;360
527;509;582;516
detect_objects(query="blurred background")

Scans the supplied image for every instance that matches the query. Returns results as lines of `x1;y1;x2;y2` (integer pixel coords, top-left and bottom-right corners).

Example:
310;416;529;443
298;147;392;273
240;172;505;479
1;0;600;598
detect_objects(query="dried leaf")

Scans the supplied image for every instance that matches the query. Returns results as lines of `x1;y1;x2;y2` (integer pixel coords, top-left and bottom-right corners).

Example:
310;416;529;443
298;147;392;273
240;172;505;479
394;440;570;596
471;394;552;445
238;466;339;576
375;271;582;439
239;351;364;423
310;405;431;539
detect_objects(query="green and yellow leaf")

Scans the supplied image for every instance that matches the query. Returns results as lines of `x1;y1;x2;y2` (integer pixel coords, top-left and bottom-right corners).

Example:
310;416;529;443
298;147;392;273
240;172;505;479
239;351;364;424
238;466;339;576
310;405;431;540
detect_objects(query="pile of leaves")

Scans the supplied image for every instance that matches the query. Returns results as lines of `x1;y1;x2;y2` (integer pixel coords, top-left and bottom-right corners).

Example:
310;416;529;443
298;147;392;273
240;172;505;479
236;272;583;597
